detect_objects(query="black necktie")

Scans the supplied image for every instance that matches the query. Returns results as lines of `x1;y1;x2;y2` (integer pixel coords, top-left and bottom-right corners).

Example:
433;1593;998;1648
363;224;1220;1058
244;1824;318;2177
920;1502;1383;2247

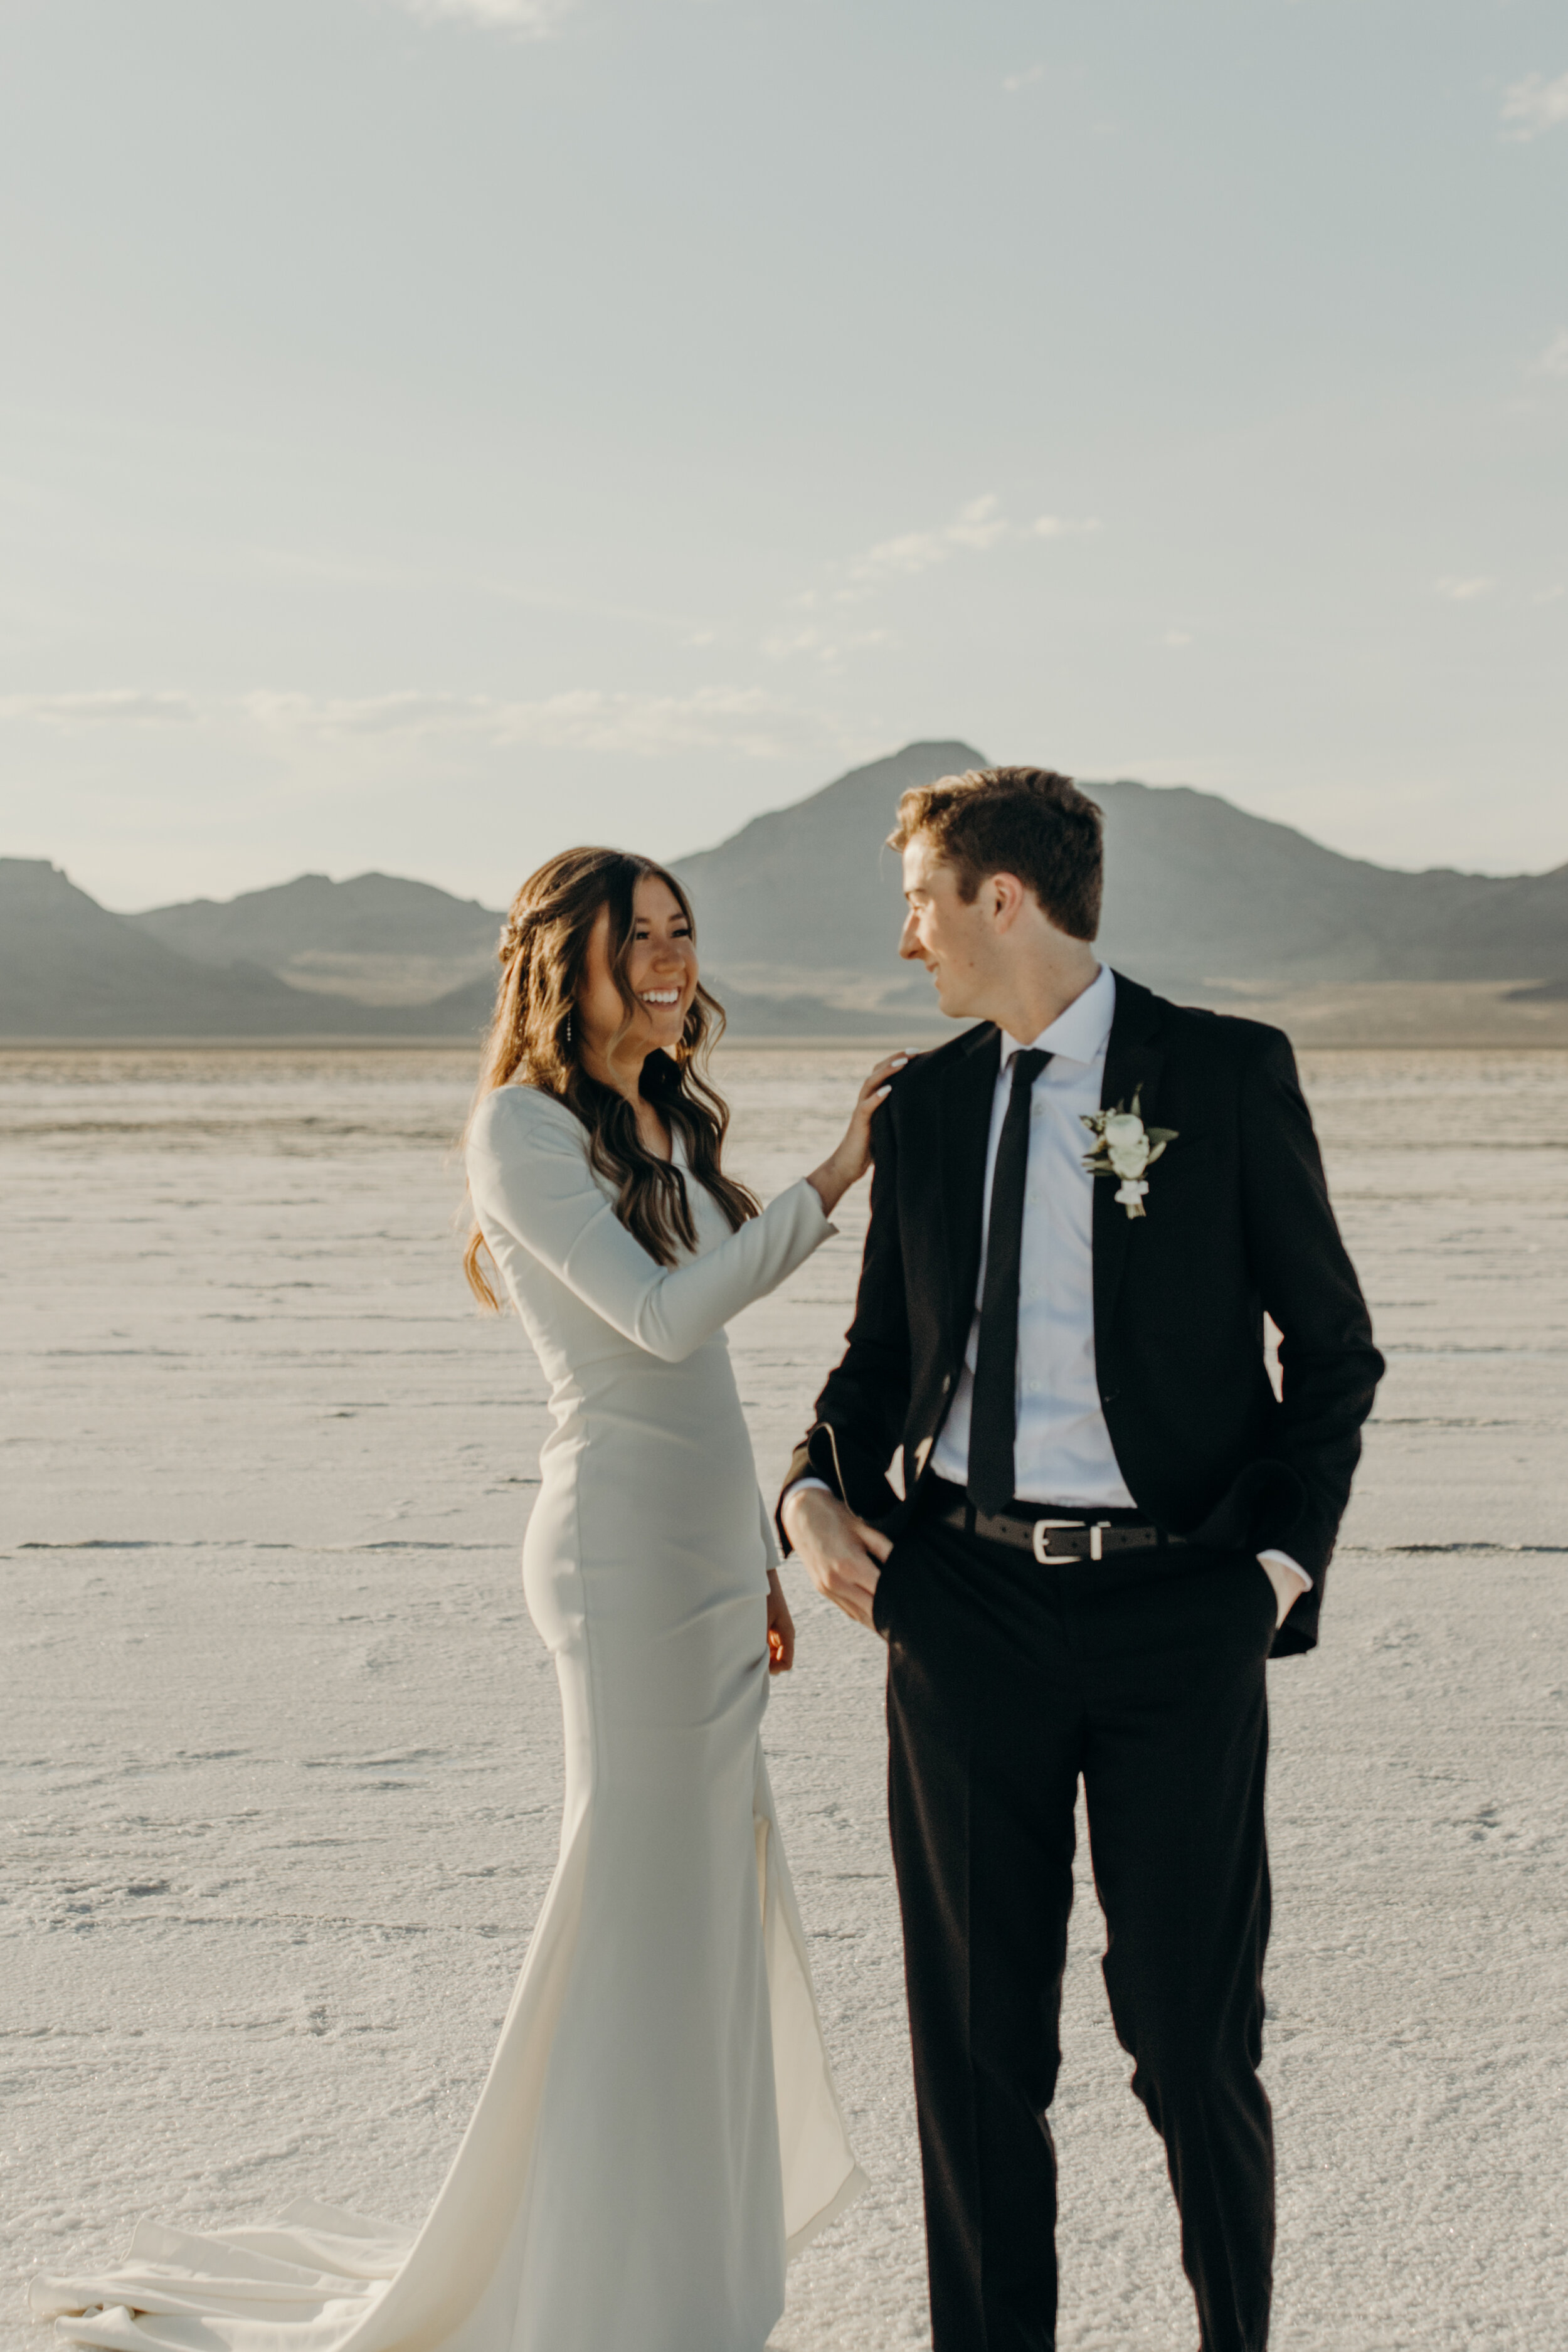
967;1047;1050;1516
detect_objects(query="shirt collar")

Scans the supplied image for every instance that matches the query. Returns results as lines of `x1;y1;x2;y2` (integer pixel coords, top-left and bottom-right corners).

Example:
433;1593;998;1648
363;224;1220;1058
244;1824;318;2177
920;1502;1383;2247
1000;963;1115;1070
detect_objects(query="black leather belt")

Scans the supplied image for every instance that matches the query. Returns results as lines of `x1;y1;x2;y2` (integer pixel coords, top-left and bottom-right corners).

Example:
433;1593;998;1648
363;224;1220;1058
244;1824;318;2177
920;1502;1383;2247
934;1495;1187;1565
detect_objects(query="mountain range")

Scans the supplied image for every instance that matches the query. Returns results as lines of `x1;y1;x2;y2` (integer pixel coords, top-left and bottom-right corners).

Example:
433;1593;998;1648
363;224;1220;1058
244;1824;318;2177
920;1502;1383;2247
672;743;1568;1004
3;739;1564;1039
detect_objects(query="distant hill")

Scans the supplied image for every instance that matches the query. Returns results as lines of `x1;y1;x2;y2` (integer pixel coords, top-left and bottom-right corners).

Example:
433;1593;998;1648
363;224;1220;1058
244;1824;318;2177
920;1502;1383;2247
672;740;983;999
1090;784;1568;989
130;871;501;1008
133;869;501;963
0;859;897;1040
0;859;395;1038
3;743;1564;1038
673;743;1568;999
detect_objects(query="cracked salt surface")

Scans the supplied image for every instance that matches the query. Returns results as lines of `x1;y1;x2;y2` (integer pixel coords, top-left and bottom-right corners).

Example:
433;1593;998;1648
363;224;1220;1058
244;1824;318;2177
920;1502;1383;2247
2;1042;1565;2349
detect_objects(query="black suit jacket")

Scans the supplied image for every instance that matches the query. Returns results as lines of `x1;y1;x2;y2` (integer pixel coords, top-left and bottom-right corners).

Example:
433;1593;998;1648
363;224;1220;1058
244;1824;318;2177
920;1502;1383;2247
780;972;1384;1656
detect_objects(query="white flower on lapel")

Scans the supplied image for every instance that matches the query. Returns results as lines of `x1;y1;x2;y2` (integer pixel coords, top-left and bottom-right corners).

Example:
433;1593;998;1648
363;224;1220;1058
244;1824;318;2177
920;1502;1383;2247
1080;1089;1177;1219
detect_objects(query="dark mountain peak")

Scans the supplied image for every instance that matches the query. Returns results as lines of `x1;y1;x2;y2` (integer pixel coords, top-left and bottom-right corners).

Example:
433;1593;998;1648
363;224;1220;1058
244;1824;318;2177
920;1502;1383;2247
671;743;1564;991
672;741;988;973
789;738;988;813
678;741;987;867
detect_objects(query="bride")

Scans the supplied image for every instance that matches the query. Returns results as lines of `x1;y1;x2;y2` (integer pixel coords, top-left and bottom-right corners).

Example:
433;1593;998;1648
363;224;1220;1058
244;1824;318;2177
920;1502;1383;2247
33;846;893;2352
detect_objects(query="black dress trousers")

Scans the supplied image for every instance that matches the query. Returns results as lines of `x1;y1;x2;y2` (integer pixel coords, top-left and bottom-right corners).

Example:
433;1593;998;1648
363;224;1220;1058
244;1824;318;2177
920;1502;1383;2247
874;1501;1278;2352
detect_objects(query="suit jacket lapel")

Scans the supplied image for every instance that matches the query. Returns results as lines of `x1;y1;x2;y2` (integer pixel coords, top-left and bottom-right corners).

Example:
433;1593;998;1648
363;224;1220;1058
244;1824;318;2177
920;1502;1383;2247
1093;973;1167;1342
940;1024;1001;1359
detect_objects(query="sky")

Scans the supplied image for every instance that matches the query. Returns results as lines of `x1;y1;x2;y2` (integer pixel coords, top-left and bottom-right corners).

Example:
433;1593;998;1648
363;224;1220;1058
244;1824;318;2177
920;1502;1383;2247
0;0;1564;913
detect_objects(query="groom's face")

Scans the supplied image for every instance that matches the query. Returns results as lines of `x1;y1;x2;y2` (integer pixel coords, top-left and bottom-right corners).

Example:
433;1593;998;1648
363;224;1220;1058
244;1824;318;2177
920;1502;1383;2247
899;835;1001;1019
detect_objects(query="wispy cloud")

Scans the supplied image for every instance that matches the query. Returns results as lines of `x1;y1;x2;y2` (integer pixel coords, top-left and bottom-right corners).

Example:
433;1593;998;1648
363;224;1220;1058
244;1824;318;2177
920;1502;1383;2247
1500;69;1568;141
0;689;199;724
1003;65;1044;94
760;623;893;669
1532;327;1568;379
240;686;810;758
1030;513;1104;541
0;683;820;760
845;495;1100;587
392;0;576;36
1434;575;1496;603
851;495;1009;581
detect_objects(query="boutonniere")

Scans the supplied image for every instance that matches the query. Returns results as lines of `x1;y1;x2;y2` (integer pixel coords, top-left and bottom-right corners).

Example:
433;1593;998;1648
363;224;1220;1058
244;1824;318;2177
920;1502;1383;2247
1080;1089;1178;1219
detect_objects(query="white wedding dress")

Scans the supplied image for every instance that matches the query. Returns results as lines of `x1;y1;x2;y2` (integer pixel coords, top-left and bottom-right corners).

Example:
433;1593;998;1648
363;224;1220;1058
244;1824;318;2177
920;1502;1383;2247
33;1083;865;2352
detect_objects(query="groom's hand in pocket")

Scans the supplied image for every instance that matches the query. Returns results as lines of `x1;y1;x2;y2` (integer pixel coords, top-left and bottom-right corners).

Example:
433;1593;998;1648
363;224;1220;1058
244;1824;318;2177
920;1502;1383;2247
1258;1552;1305;1627
781;1487;891;1632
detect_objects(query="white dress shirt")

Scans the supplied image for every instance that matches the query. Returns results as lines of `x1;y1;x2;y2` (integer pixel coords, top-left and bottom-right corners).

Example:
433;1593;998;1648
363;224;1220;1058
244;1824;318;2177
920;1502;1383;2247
795;963;1309;1595
930;963;1131;1505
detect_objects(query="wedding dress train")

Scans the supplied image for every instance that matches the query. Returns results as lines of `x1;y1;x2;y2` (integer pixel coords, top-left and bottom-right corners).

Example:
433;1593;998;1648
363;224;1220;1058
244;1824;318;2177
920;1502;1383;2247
33;1084;865;2352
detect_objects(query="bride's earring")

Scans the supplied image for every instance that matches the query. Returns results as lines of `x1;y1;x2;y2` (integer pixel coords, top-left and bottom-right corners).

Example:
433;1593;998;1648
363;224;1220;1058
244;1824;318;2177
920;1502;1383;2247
564;1011;573;1049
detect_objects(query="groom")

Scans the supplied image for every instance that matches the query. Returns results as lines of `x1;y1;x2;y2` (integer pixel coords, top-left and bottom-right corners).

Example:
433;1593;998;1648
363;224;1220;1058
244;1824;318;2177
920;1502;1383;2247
780;766;1382;2352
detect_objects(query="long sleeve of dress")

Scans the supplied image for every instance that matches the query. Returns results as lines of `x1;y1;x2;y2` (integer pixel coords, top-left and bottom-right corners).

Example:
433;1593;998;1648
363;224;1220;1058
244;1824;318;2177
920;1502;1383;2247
467;1085;835;1363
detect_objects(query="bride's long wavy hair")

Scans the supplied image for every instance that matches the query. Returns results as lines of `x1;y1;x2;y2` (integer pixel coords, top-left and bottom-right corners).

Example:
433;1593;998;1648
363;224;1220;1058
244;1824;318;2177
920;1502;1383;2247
462;846;760;1309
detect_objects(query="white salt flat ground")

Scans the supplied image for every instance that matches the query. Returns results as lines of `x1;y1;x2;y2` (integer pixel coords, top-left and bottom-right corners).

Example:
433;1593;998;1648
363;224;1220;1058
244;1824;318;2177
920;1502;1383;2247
2;1041;1565;2351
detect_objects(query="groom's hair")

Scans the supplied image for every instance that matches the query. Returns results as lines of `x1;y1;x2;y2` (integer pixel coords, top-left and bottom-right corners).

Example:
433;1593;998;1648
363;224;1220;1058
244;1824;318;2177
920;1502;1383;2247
889;765;1104;940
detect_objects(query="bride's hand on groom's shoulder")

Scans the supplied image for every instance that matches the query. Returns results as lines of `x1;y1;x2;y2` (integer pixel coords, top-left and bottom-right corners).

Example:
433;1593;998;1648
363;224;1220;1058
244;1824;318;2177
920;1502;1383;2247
806;1052;909;1216
781;1487;893;1634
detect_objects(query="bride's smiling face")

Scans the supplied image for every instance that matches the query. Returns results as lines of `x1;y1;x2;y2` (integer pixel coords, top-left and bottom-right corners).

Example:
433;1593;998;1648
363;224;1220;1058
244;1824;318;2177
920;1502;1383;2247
577;874;699;1078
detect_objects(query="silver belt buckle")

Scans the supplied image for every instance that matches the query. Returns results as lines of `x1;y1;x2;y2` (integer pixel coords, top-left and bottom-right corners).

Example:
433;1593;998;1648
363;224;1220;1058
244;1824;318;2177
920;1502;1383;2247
1030;1517;1084;1565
